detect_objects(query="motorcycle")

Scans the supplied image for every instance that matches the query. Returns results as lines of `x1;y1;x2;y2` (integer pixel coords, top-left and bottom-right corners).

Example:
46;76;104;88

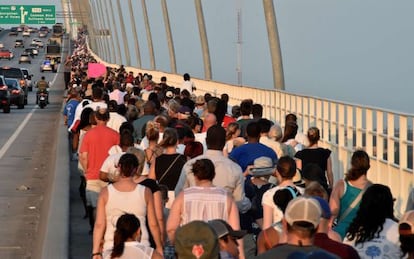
37;90;48;109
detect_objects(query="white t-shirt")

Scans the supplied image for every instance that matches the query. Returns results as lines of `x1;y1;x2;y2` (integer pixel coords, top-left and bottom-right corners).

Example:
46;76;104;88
100;152;124;180
343;218;401;259
181;80;195;94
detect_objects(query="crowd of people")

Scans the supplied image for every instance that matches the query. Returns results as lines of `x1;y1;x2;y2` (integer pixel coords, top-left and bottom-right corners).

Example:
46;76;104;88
62;31;414;259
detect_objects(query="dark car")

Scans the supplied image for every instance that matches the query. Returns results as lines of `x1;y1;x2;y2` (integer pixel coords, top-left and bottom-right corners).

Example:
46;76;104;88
15;39;24;48
9;27;18;36
0;76;10;113
25;48;38;56
4;78;24;109
39;26;49;33
0;67;28;105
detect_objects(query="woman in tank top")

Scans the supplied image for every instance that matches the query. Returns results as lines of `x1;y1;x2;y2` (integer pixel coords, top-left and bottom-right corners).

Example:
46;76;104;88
329;150;372;239
92;154;163;258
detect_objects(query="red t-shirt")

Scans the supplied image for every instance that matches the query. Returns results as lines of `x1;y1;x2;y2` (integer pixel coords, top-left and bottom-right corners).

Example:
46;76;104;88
222;115;236;129
79;125;120;180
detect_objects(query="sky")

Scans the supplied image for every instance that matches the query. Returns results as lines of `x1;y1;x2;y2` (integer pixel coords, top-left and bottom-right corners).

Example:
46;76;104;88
3;0;413;114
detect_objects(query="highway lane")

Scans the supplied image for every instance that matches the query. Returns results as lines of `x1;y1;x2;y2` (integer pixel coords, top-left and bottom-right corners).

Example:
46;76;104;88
0;28;68;258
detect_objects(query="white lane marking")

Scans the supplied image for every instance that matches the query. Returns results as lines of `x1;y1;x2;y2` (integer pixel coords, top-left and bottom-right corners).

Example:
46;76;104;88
50;67;59;86
0;108;36;159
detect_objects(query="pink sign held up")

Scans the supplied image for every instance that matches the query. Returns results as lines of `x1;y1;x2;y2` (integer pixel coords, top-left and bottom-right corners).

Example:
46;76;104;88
87;63;107;78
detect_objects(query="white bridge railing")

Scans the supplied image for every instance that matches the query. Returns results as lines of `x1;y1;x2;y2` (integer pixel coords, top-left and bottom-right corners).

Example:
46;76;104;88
90;50;413;217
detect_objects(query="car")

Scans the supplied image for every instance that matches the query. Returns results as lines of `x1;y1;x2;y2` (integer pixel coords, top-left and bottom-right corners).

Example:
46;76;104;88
4;78;24;109
0;67;28;105
31;39;44;48
20;68;34;91
39;26;49;32
19;53;31;64
15;39;24;48
0;49;13;60
28;27;38;33
0;76;10;113
9;27;18;36
41;60;56;73
25;48;38;56
0;42;3;48
22;30;30;37
38;30;47;38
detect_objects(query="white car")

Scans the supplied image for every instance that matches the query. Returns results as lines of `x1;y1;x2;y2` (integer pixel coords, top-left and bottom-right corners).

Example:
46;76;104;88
22;30;30;37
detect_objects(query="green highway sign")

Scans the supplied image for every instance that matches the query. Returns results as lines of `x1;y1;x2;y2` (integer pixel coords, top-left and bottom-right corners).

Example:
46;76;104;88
0;5;55;25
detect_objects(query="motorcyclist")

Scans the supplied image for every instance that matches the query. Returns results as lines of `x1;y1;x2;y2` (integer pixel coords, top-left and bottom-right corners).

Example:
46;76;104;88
36;76;49;104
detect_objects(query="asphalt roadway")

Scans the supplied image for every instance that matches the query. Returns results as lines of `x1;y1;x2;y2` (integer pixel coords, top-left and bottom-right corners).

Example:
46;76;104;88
0;69;67;258
0;30;90;258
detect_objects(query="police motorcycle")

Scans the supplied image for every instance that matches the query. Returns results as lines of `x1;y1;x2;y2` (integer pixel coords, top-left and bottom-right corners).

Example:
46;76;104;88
38;89;48;109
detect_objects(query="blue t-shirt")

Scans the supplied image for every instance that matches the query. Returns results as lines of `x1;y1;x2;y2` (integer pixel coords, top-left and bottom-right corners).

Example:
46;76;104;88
229;142;277;172
63;99;80;128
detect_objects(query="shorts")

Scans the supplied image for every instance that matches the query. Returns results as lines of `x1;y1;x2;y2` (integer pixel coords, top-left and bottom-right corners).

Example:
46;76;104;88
86;179;107;207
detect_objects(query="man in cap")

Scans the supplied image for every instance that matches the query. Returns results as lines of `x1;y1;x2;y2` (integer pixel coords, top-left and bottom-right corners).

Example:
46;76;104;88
209;219;247;259
256;196;339;258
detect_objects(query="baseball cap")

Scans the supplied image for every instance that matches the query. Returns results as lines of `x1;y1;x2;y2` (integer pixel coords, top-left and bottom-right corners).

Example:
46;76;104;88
208;219;246;239
179;105;192;115
399;210;414;235
250;156;275;176
175;220;219;259
165;90;174;98
284;196;322;228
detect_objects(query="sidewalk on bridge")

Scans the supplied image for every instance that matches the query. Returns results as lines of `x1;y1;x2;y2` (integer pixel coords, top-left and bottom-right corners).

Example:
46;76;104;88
69;158;92;259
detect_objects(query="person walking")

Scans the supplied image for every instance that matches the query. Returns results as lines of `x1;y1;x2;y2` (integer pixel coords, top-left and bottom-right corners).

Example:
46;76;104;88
167;159;243;258
343;184;401;258
295;127;333;193
329;150;373;239
79;108;120;232
92;154;163;258
102;213;163;259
